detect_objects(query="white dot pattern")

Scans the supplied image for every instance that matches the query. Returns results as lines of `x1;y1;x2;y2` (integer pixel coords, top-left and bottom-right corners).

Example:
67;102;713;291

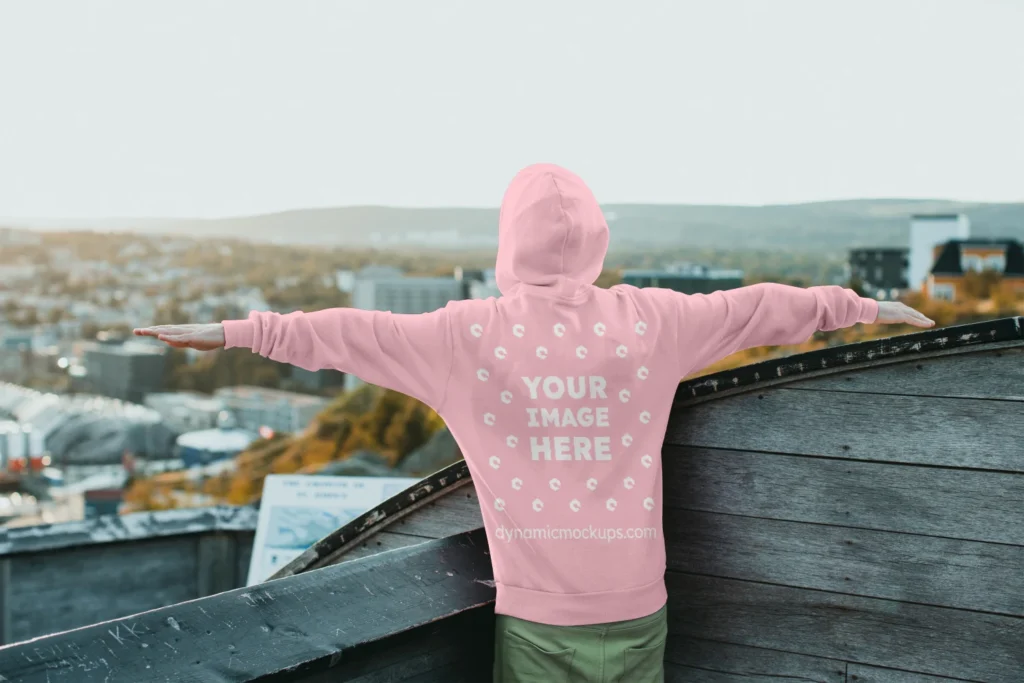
469;315;660;523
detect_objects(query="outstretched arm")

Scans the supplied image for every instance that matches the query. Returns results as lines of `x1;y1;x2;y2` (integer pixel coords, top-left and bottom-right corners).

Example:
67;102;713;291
136;305;455;411
663;283;931;376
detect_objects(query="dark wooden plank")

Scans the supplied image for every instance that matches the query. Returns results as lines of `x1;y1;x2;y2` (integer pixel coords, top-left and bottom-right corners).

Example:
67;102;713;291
282;608;494;683
270;460;472;578
196;532;240;597
392;489;483;539
667;572;1024;683
236;531;255;585
664;636;845;682
8;536;200;643
0;505;258;557
663;446;1024;545
787;348;1024;401
0;559;9;646
665;507;1024;616
666;388;1024;472
675;316;1023;405
0;528;495;683
341;530;431;562
846;663;973;682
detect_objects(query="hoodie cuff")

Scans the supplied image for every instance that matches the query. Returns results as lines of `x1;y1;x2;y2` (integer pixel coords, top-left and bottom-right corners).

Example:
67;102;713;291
222;318;256;350
857;297;879;324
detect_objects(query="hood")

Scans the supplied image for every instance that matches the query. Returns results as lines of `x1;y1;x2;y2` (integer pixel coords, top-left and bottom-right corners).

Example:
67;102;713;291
495;164;609;297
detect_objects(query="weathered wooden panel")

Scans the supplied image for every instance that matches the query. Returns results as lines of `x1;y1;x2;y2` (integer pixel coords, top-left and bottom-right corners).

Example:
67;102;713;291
342;530;433;562
667;572;1024;683
0;529;495;683
391;488;483;539
664;636;845;682
236;530;255;584
289;608;494;683
787;348;1024;401
666;389;1023;472
663;446;1024;545
846;663;973;682
8;536;199;643
196;532;240;597
0;507;257;645
664;507;1024;616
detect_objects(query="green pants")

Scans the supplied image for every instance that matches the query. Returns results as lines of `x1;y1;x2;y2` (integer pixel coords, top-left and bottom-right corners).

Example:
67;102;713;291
492;604;667;683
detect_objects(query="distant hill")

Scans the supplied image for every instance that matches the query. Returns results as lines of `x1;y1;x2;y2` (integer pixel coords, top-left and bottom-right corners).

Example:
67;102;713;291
6;199;1024;252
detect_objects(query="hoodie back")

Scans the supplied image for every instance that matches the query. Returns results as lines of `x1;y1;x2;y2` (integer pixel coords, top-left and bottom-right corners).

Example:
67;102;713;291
223;163;878;626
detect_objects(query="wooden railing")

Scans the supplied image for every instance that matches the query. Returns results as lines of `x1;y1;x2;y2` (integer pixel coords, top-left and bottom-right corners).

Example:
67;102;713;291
0;505;257;645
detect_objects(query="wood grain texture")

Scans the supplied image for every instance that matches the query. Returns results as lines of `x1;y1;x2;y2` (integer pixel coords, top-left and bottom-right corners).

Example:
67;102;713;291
663;446;1024;545
663;446;1024;548
0;529;495;683
846;663;973;682
196;532;240;598
390;488;483;539
786;348;1024;401
341;530;433;563
666;388;1024;472
665;636;845;683
665;507;1024;616
667;572;1024;683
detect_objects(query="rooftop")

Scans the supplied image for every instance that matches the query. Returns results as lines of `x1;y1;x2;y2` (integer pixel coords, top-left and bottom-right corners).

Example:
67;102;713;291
931;238;1024;276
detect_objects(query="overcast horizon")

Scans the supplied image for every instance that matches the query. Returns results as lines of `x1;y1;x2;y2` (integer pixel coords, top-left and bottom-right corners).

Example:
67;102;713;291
1;0;1022;220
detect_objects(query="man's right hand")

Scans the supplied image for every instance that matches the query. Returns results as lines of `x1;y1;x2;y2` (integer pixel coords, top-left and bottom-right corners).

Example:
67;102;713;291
874;301;935;328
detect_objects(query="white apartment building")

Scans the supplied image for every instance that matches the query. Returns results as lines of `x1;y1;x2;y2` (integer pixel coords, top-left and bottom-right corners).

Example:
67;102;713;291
144;391;227;433
908;214;970;292
344;267;465;390
213;386;328;435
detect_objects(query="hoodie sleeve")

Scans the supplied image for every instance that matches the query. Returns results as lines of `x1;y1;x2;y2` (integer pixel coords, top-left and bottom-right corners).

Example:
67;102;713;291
662;283;878;376
221;306;455;411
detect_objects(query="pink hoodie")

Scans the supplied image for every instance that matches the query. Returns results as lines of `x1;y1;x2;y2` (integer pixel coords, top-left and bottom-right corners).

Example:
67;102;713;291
222;164;879;626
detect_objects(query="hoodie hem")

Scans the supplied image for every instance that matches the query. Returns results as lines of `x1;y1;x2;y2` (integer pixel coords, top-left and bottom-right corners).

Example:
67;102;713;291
493;577;667;626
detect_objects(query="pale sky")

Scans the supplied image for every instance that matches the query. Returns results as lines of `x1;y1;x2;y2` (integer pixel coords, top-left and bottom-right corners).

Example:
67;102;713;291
0;0;1022;219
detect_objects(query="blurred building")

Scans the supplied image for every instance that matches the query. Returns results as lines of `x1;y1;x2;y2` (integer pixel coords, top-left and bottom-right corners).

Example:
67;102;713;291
456;267;501;299
144;391;227;433
621;263;744;295
927;238;1024;301
351;269;463;314
214;385;328;435
345;266;465;391
908;214;970;292
0;382;178;478
175;427;258;469
83;341;166;404
848;247;909;299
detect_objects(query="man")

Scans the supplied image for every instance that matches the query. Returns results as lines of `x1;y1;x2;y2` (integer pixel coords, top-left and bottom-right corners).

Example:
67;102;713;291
137;163;932;682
